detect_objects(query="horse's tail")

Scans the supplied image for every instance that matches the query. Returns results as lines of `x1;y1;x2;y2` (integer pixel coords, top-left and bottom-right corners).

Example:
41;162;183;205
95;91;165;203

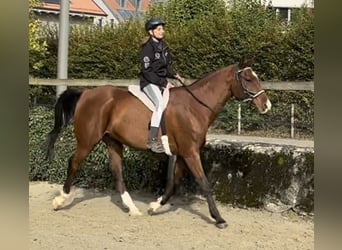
45;88;83;161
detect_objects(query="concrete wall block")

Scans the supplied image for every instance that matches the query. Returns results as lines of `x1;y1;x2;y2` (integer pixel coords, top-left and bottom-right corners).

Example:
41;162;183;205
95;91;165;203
199;140;314;213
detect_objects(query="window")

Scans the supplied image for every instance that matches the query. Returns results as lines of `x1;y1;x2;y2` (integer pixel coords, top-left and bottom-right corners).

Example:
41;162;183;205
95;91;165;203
117;0;126;8
43;0;60;4
134;0;142;10
278;8;289;20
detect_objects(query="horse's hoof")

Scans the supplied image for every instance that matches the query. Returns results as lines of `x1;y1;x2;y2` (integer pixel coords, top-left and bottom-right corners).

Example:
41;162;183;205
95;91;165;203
52;197;63;210
52;202;60;210
147;208;155;216
129;209;143;216
216;221;228;229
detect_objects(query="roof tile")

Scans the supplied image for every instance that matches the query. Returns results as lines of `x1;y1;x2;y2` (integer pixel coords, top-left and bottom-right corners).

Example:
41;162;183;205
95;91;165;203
42;0;106;15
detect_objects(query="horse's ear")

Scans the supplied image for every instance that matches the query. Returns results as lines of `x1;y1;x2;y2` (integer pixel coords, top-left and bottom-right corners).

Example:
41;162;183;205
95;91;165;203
238;57;254;69
245;58;255;67
238;57;246;69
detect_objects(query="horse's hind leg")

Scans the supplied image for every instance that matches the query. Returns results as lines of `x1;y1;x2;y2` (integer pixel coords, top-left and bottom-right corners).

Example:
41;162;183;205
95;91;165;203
52;144;93;210
103;135;142;216
148;155;185;214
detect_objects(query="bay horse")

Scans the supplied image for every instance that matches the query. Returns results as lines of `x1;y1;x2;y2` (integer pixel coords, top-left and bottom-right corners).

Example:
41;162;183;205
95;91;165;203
46;58;271;229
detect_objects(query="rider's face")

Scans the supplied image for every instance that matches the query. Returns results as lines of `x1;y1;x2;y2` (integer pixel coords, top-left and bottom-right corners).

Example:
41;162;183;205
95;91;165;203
149;25;165;40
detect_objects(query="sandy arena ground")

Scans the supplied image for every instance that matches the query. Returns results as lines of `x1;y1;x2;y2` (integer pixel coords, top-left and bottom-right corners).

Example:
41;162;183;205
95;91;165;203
29;181;314;250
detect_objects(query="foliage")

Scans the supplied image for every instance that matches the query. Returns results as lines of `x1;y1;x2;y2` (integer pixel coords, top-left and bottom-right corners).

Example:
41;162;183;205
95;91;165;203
28;0;314;201
29;0;48;71
29;0;314;81
29;106;169;192
68;21;146;79
227;0;284;80
29;0;314;137
29;106;313;212
29;0;52;106
278;8;314;80
212;90;314;138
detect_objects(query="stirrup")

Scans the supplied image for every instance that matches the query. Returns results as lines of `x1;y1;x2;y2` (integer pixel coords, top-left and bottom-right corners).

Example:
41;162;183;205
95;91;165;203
147;140;165;153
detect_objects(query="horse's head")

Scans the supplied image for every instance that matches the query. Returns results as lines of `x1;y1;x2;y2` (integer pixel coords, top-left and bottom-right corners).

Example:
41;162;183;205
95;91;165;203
231;58;271;114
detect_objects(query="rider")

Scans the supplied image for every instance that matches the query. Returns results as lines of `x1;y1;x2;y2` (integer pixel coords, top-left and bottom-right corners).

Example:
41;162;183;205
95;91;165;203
139;17;182;153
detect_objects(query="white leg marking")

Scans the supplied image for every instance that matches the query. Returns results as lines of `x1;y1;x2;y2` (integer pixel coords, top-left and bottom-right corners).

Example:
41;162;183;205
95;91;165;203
121;191;143;216
161;135;172;156
52;187;75;210
149;196;163;213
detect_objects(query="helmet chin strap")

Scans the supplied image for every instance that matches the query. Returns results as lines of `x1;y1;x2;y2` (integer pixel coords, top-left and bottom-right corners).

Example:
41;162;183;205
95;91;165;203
151;30;162;41
152;35;162;42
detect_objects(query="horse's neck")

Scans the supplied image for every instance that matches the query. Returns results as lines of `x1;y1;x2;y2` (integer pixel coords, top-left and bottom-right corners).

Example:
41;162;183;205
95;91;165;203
189;67;233;116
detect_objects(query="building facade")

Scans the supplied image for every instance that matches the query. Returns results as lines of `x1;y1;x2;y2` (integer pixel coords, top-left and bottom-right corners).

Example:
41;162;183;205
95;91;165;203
264;0;314;21
34;0;151;27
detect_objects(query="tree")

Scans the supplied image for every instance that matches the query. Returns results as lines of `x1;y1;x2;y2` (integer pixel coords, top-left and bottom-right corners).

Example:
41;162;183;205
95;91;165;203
29;0;48;71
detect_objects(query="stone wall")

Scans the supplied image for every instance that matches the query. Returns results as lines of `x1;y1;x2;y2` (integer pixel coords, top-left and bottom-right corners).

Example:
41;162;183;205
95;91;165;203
197;138;314;214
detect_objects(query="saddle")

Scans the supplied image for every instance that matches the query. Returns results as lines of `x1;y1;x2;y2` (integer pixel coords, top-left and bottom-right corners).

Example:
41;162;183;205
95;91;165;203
128;85;170;112
128;85;172;155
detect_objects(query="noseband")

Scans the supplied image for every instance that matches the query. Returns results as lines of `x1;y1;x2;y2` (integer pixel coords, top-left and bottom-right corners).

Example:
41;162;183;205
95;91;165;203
236;68;265;102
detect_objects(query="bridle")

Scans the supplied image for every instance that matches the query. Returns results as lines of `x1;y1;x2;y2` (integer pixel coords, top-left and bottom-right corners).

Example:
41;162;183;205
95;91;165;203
236;67;265;103
177;66;265;112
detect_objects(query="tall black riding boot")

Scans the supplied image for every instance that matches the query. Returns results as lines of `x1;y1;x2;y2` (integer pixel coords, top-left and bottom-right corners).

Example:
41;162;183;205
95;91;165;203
147;127;164;153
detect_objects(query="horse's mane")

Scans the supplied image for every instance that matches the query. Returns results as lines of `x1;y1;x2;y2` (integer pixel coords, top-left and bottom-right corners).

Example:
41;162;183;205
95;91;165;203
187;65;234;86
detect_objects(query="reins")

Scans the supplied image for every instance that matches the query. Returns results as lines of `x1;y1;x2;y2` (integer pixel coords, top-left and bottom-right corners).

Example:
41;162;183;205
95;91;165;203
177;79;215;113
176;66;265;111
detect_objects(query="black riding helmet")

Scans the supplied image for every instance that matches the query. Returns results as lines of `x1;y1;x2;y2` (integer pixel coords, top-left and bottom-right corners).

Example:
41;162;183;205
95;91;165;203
145;18;166;31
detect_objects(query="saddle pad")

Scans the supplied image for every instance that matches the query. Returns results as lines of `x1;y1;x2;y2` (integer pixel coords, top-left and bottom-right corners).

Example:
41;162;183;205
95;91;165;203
128;85;170;112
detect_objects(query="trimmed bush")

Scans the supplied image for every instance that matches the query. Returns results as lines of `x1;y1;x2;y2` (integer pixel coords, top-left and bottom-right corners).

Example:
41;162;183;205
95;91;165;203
29;106;169;192
29;106;313;212
212;90;314;138
29;0;314;81
29;1;314;210
29;1;314;136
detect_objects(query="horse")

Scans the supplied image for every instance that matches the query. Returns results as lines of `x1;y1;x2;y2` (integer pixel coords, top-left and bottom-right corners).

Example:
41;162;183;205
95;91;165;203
46;58;271;229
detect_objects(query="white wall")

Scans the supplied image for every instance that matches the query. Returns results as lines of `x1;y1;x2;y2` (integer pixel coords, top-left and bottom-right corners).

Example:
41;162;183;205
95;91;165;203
264;0;314;8
93;0;120;26
224;0;314;9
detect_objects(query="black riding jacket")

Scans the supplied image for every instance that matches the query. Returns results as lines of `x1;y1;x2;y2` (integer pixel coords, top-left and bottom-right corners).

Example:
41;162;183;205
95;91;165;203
139;37;176;90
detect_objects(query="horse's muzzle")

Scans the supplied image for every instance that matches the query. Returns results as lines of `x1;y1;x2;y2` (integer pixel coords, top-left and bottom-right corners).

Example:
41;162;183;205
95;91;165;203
260;99;272;114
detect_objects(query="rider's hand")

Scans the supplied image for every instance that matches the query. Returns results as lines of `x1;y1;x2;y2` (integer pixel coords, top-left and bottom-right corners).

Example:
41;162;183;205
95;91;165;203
174;73;185;84
174;73;181;80
166;82;174;89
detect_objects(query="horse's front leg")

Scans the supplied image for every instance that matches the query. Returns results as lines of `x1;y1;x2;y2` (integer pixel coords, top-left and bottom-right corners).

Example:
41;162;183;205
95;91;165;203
183;151;228;229
148;155;184;214
104;137;142;216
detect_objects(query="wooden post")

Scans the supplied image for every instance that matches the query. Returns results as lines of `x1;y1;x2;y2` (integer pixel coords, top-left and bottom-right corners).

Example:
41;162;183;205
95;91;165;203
238;103;241;135
291;104;294;138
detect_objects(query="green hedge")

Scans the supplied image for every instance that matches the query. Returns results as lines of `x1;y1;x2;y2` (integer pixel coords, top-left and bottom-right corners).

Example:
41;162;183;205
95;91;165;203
29;0;314;136
29;106;313;212
29;93;313;187
29;106;169;192
212;90;314;138
29;0;314;81
29;1;314;209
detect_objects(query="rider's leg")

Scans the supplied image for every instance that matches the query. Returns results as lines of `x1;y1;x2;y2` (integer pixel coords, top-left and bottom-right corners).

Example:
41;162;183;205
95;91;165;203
142;84;165;153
